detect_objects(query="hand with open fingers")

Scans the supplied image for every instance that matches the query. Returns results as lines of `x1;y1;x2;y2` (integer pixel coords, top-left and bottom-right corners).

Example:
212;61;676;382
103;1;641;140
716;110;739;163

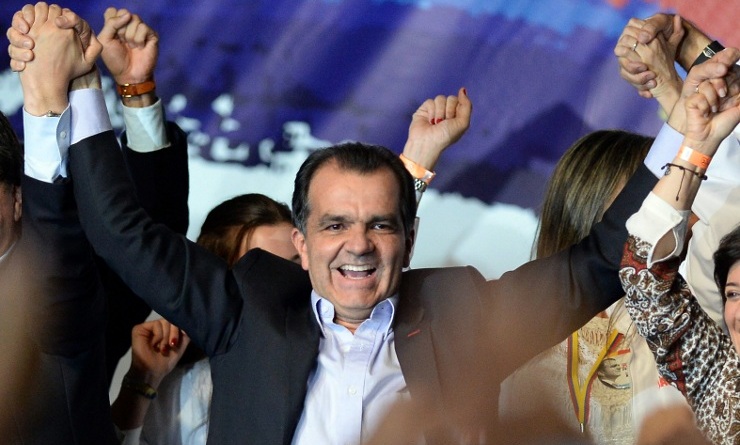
683;66;740;156
401;87;472;171
668;48;740;134
684;91;740;152
129;318;190;388
99;7;159;86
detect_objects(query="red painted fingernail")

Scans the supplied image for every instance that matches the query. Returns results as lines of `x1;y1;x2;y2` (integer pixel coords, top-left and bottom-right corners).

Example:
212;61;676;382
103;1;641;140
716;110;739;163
170;338;178;347
462;88;467;95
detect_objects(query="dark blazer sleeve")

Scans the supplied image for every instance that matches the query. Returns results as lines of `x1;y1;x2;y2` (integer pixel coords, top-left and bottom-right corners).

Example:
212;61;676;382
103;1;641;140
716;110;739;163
121;121;190;234
482;164;657;377
69;130;242;357
101;121;190;381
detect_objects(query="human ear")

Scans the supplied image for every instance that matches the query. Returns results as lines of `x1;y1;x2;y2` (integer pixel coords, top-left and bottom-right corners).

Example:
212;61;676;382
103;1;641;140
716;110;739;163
13;186;21;221
291;228;309;271
403;227;415;268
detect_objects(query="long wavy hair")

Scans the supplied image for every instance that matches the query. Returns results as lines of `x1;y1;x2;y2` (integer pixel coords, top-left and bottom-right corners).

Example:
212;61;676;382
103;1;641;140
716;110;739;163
535;130;653;259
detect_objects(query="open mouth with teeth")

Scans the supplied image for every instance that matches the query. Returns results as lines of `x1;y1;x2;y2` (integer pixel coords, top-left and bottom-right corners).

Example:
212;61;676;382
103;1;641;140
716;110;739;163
338;265;377;279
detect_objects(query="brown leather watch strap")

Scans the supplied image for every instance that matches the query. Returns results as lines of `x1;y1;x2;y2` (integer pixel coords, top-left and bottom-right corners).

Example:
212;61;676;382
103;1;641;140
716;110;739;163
116;80;156;98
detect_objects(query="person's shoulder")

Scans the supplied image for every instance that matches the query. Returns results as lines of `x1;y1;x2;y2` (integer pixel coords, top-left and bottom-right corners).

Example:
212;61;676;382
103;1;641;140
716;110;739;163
400;266;486;305
232;248;312;302
402;265;484;282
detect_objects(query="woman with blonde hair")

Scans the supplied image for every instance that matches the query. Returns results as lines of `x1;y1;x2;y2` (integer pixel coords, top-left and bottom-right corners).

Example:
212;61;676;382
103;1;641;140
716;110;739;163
499;129;688;445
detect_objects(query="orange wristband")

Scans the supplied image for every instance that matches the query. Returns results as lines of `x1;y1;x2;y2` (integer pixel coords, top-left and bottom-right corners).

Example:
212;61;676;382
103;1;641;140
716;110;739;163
677;145;711;170
117;80;156;98
399;154;436;185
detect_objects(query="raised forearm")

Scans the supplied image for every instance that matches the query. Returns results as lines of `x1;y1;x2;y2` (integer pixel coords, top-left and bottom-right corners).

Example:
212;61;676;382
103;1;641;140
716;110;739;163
677;20;713;70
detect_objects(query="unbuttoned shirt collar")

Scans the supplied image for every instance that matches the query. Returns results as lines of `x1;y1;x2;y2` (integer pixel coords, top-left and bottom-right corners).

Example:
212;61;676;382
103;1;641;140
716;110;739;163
293;291;407;445
311;291;398;338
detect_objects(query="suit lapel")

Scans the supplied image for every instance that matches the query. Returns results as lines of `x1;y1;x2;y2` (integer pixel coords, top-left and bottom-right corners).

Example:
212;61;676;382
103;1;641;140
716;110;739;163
284;300;320;444
394;274;446;416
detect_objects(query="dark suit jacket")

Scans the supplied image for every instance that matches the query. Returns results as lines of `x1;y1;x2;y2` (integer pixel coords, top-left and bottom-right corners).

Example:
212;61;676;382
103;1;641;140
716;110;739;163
102;122;190;383
7;123;189;445
9;175;117;445
67;130;656;444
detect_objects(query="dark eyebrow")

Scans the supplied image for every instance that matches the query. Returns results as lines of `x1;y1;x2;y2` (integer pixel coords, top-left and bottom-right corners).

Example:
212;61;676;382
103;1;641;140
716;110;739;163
316;214;350;226
368;214;399;224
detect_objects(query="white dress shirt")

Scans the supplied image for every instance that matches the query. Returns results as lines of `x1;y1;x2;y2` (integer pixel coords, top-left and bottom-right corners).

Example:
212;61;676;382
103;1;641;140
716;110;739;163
23;89;167;183
292;293;410;445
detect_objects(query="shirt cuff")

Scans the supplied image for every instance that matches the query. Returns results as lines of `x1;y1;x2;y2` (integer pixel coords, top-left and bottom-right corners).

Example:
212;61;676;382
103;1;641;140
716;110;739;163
626;192;690;266
644;123;683;178
122;99;170;153
69;88;112;144
117;425;142;445
23;105;71;183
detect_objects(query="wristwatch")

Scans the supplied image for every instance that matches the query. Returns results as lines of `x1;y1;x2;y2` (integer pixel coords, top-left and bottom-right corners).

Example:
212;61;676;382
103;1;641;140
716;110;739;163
413;178;428;193
691;40;725;68
117;80;157;98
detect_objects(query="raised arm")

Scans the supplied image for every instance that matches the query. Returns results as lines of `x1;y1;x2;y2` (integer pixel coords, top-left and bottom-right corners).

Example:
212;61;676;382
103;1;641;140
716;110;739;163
11;4;119;443
400;87;471;203
633;14;714;71
10;6;192;379
111;318;190;441
614;14;684;107
619;48;740;445
614;13;715;99
96;8;192;382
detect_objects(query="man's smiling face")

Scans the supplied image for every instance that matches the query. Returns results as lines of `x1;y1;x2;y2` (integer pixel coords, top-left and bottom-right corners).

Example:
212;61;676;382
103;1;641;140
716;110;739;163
292;160;412;329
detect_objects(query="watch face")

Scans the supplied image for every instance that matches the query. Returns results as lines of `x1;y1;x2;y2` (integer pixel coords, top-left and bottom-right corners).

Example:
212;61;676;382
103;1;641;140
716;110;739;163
704;41;725;58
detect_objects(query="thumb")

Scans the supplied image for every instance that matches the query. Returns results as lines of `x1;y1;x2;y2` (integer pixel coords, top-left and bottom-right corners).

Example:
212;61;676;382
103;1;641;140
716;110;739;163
180;332;191;350
54;14;75;30
456;87;472;122
84;32;103;63
98;8;131;43
668;15;685;48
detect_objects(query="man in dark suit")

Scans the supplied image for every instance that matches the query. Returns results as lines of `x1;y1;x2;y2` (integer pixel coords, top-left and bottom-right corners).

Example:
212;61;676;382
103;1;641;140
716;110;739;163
16;4;659;444
8;3;192;386
0;110;36;439
6;4;189;444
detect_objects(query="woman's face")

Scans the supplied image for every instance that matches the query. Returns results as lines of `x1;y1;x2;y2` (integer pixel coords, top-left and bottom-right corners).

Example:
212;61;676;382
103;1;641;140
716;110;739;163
723;261;740;354
237;222;300;264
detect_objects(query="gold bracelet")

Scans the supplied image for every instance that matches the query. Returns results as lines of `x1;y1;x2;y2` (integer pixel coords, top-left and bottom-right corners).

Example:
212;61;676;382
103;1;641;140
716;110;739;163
122;375;157;399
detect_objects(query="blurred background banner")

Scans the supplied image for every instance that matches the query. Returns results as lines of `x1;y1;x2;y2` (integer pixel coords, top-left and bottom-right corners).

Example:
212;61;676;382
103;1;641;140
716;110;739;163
1;0;737;277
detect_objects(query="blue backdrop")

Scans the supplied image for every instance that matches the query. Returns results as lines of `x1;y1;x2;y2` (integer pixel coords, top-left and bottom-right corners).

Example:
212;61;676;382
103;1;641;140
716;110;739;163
0;0;669;208
3;0;736;276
